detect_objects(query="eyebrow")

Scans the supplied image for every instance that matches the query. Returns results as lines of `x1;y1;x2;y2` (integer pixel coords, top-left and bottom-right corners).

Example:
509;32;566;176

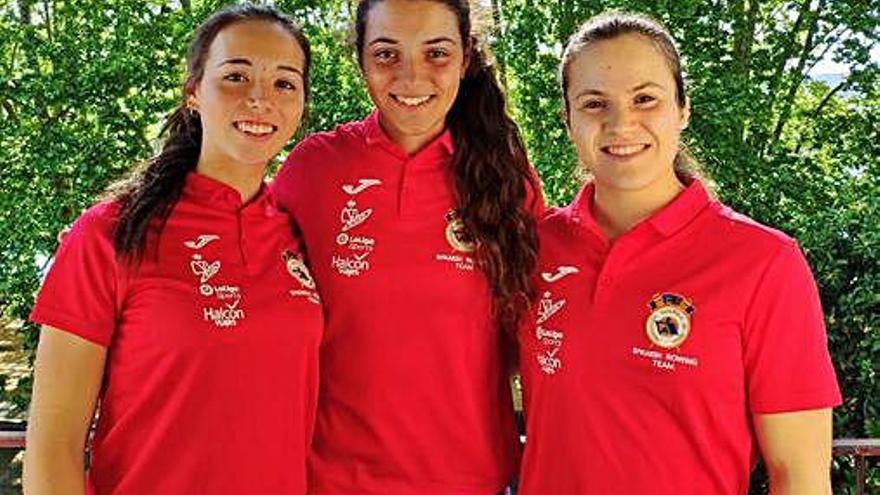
368;36;457;46
216;58;303;76
573;81;666;99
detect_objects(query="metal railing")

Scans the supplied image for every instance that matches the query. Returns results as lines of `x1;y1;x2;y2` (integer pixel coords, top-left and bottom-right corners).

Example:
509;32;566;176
0;424;876;493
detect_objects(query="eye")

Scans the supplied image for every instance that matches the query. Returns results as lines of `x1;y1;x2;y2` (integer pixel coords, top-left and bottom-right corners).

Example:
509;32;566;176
373;49;397;64
634;93;657;105
275;79;297;91
427;48;450;59
580;99;605;111
223;72;248;83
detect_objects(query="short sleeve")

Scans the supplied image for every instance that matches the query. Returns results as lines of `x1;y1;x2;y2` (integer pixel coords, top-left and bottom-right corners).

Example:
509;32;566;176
743;239;842;413
29;203;122;347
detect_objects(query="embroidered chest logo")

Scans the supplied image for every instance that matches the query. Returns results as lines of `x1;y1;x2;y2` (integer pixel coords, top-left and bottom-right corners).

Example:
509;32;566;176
536;290;566;375
283;250;320;304
434;209;477;271
342;178;382;195
534;264;579;375
340;200;373;232
332;178;381;277
645;293;694;348
184;235;245;329
444;209;476;253
541;265;579;283
632;293;700;371
184;234;219;250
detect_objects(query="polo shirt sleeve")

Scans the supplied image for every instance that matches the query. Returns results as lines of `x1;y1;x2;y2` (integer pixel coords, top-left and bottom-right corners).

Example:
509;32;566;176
29;204;121;347
742;239;842;414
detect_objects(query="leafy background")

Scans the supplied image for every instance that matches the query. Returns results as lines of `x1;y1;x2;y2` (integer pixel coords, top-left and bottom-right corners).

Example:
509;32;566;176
0;0;877;493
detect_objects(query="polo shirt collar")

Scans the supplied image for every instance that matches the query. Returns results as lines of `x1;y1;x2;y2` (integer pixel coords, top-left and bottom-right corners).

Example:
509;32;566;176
569;179;712;239
182;171;276;213
363;109;455;159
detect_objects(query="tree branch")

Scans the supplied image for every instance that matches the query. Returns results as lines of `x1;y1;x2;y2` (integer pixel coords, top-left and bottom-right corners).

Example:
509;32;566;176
765;0;812;113
766;0;826;155
490;0;508;90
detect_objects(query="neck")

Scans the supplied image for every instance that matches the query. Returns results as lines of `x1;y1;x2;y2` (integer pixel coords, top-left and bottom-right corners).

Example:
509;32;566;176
593;172;685;241
195;158;266;204
378;113;444;156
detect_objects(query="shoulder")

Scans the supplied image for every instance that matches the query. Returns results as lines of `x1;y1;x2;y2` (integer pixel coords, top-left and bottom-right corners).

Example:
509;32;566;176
710;203;798;256
274;120;367;192
286;120;366;165
64;200;120;244
537;203;579;237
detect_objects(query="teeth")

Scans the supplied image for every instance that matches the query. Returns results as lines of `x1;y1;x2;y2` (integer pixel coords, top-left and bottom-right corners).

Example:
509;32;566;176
605;144;646;156
236;122;275;135
395;95;431;106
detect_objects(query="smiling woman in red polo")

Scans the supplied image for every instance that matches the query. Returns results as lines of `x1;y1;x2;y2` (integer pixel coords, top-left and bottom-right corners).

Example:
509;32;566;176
271;1;541;494
518;12;841;495
24;7;321;495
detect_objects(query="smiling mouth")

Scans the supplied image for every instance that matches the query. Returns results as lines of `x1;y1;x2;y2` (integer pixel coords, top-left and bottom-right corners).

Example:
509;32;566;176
233;121;277;136
391;94;435;107
601;144;650;157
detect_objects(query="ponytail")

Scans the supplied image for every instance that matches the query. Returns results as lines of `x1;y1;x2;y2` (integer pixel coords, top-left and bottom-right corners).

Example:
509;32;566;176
106;105;200;260
354;0;540;334
103;3;311;261
446;39;540;335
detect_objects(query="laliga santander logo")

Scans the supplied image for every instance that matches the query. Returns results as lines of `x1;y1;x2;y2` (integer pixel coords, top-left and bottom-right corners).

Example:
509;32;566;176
645;293;695;349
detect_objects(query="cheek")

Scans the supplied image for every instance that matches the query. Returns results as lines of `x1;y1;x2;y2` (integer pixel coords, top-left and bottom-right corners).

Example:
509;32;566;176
439;71;462;96
646;108;684;143
570;119;598;152
282;94;306;123
363;66;391;93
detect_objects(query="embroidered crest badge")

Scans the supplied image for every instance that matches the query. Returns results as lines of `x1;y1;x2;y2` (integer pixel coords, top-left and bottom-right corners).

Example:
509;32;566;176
444;209;476;253
645;293;695;349
282;250;316;290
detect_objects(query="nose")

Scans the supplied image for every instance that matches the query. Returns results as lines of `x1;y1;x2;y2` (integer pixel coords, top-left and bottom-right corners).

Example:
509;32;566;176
246;79;272;111
398;55;420;83
606;104;635;132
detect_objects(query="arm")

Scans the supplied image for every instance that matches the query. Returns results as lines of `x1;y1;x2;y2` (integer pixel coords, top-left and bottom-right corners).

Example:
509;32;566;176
753;408;833;495
24;326;107;495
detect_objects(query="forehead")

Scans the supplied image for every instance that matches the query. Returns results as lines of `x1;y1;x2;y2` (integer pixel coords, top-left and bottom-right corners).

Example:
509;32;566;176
567;34;676;92
365;0;461;42
206;20;305;68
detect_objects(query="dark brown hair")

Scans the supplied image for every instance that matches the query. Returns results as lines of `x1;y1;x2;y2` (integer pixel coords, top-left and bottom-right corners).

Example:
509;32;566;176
561;11;705;181
107;3;312;260
354;0;541;335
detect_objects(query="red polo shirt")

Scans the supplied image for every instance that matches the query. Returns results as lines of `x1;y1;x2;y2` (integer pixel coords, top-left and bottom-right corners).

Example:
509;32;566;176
30;173;323;495
519;180;841;495
272;112;536;495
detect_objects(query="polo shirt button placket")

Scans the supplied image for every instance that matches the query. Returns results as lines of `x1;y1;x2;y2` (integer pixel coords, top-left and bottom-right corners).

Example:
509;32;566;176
595;272;615;303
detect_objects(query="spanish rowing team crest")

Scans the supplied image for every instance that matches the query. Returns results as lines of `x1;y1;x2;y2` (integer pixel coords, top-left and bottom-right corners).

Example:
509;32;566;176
445;209;476;253
645;293;695;349
283;250;320;304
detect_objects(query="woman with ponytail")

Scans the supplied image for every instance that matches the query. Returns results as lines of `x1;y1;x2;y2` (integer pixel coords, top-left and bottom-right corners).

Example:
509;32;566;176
271;0;540;494
518;12;840;495
273;0;542;495
25;5;321;495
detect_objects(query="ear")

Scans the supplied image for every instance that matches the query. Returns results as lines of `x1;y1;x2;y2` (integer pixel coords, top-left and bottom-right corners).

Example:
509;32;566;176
680;97;691;131
185;79;201;111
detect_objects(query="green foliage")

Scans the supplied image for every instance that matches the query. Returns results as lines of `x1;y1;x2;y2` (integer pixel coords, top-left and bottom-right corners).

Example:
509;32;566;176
0;0;877;492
